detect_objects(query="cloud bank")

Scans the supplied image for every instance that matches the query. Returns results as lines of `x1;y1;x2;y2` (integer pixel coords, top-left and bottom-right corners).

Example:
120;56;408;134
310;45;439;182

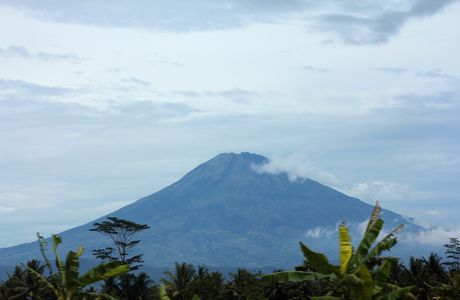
1;0;457;44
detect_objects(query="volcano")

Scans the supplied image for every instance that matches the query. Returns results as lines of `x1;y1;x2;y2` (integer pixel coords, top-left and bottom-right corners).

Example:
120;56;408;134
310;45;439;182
0;152;421;270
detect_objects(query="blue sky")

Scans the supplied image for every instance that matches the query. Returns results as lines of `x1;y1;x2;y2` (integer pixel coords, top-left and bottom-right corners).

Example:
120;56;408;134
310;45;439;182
0;0;459;247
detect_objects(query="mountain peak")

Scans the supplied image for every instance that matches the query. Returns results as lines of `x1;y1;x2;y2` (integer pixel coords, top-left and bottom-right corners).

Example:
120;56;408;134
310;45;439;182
211;152;268;164
180;152;268;181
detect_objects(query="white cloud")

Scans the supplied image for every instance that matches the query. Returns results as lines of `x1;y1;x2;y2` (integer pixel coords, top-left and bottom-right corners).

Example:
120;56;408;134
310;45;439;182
305;226;336;239
344;181;411;203
304;220;402;244
401;226;460;246
252;153;341;186
253;154;416;206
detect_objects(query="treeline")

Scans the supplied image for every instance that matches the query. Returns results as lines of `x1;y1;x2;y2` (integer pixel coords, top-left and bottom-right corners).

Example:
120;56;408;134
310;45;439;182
1;205;460;299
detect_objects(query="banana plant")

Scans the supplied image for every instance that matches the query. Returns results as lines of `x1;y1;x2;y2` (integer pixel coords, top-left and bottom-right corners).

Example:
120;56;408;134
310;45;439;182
264;202;414;300
28;233;130;300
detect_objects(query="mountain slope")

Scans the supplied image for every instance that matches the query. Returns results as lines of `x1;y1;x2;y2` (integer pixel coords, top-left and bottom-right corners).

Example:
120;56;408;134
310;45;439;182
0;152;420;268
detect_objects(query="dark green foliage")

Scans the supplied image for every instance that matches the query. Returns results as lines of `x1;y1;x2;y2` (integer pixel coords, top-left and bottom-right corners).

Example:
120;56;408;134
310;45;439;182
3;250;460;300
102;272;161;300
0;234;129;300
189;266;225;300
161;262;196;300
1;214;459;300
0;260;54;299
443;238;460;272
90;217;150;271
434;272;460;299
422;252;448;283
222;268;266;300
399;253;449;300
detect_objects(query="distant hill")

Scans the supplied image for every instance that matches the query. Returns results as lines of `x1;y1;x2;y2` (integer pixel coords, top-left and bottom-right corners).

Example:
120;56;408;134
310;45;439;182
0;152;426;272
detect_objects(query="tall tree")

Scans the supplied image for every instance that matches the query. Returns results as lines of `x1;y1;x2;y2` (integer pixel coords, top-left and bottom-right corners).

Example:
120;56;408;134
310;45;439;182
443;238;460;272
90;217;150;270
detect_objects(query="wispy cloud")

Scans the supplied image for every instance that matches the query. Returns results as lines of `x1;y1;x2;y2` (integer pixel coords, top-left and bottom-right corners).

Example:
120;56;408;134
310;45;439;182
173;88;259;103
149;59;184;68
2;0;457;44
312;0;459;44
401;226;460;246
252;154;420;209
395;91;460;111
299;65;328;72
415;69;458;80
344;181;412;204
0;45;80;62
374;67;409;75
0;79;74;102
0;78;201;120
121;77;151;87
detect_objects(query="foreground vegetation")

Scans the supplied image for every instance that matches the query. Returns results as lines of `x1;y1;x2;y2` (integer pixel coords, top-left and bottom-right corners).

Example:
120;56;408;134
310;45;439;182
1;204;459;299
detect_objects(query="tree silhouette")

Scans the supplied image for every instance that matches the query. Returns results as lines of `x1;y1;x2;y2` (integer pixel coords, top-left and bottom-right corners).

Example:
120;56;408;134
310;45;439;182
443;238;460;272
90;217;150;270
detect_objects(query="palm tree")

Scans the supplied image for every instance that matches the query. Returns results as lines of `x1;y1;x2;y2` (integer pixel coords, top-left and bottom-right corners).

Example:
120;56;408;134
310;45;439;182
123;273;160;300
2;260;52;299
227;268;265;300
161;262;195;300
404;257;432;300
433;271;460;299
423;253;448;283
403;254;449;300
190;266;225;300
101;276;122;298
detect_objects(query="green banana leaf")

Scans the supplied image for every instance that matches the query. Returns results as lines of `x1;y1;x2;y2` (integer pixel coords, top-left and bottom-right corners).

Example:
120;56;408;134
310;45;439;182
26;264;60;296
300;242;340;275
263;271;335;283
365;236;398;263
78;261;129;286
353;265;373;300
65;247;84;291
349;219;384;273
373;260;393;288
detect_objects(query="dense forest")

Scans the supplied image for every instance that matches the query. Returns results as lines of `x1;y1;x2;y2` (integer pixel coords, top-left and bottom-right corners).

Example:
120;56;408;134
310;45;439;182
1;204;459;300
